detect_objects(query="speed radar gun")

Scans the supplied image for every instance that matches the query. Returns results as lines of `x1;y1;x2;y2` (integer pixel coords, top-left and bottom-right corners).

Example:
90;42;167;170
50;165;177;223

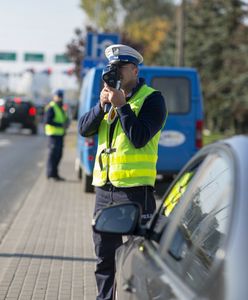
102;64;121;113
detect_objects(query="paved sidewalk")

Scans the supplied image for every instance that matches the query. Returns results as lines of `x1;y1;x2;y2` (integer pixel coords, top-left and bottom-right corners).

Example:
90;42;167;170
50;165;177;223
0;126;97;299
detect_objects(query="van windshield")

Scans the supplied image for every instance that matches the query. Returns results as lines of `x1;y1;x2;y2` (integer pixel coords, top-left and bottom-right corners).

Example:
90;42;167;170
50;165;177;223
152;77;190;114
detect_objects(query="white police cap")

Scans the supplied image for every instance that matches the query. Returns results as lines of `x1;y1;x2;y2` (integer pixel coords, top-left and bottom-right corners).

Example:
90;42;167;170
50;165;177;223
105;44;143;65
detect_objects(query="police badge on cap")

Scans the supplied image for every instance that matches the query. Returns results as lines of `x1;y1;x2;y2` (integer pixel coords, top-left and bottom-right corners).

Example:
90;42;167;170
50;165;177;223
112;47;120;56
105;44;143;65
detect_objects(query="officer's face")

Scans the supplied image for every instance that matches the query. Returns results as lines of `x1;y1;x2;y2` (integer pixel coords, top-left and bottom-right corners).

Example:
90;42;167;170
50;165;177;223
118;63;138;90
53;95;63;105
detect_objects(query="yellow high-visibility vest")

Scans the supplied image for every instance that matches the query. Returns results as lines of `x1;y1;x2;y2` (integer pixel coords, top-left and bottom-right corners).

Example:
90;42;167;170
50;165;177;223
92;84;166;187
45;101;67;136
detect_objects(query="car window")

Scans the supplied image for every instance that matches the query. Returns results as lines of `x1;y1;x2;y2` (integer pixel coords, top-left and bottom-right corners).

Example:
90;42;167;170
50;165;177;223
6;101;30;112
152;163;200;238
151;77;190;114
159;149;234;291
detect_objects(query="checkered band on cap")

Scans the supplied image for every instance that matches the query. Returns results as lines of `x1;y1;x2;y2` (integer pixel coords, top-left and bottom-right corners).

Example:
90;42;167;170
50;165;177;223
105;44;143;65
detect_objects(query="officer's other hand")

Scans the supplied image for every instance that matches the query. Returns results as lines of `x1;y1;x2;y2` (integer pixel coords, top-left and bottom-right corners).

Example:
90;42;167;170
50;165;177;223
100;86;111;109
104;85;126;108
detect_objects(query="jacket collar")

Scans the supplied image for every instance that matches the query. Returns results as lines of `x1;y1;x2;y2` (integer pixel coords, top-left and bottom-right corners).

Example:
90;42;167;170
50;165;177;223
126;78;145;101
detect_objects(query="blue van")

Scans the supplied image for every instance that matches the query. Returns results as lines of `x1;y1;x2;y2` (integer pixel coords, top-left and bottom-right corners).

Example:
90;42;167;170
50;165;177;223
76;66;204;193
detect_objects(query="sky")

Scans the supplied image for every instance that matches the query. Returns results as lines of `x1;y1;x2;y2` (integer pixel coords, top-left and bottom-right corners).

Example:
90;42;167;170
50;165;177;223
1;0;247;72
0;0;85;52
0;0;86;71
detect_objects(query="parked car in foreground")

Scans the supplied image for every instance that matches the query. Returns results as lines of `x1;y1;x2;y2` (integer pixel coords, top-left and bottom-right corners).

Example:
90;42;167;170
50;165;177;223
0;96;38;134
93;135;248;300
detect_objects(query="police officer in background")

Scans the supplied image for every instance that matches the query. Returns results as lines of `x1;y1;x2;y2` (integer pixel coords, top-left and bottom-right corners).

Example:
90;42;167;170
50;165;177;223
78;44;167;300
45;89;68;181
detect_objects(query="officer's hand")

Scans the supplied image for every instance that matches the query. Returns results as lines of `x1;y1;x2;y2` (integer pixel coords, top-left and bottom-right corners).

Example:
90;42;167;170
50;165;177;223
100;86;111;109
105;86;126;108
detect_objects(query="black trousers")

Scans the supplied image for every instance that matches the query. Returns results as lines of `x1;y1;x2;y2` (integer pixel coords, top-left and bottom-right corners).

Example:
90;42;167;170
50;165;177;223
46;135;64;178
93;184;156;300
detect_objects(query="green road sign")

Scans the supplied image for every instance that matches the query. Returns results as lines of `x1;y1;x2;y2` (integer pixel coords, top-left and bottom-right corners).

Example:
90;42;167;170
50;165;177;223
0;52;17;61
54;54;71;63
24;53;44;62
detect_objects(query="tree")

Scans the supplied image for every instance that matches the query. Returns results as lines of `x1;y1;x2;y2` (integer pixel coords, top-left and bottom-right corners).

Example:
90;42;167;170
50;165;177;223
66;26;99;84
120;0;175;21
68;0;248;133
79;0;175;64
161;0;248;132
121;17;170;65
185;0;248;132
80;0;119;31
66;28;85;83
119;0;175;64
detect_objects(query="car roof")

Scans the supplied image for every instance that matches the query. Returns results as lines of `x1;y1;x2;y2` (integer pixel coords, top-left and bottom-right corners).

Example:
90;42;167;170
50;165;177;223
221;134;248;158
6;96;33;103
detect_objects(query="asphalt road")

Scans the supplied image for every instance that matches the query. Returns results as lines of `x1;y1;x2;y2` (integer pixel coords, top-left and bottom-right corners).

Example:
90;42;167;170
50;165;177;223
0;126;47;230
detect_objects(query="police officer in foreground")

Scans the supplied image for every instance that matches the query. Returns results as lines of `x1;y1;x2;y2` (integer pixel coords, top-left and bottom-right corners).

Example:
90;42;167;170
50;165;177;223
45;89;68;181
78;44;167;300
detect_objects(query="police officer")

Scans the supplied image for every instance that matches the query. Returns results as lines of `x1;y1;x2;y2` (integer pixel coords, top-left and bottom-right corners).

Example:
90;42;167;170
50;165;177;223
45;89;68;181
78;44;167;300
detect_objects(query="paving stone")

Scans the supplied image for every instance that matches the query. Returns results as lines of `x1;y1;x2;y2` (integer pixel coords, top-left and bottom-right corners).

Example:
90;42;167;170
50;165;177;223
0;123;97;299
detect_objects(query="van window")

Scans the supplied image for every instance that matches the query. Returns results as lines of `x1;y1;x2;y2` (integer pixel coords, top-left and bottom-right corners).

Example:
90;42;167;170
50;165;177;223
152;77;190;114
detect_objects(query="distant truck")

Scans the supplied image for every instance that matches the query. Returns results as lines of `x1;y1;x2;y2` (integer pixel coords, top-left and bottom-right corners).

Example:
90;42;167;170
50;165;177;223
76;66;204;193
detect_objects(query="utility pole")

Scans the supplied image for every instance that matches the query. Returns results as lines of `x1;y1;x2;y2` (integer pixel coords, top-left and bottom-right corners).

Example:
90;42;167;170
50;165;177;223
95;2;101;31
175;0;186;66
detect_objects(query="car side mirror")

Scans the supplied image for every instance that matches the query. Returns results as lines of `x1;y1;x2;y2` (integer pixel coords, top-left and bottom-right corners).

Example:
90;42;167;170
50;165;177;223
92;203;141;235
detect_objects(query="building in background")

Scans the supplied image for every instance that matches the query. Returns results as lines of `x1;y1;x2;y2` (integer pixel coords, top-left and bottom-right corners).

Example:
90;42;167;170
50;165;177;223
0;50;79;113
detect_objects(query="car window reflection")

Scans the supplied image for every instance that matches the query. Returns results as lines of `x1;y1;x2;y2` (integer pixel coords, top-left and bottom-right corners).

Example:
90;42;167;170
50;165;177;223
153;164;199;239
166;152;233;291
162;171;194;217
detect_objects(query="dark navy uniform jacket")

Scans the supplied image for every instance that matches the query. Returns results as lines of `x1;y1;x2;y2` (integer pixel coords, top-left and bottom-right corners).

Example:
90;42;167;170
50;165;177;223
78;79;167;148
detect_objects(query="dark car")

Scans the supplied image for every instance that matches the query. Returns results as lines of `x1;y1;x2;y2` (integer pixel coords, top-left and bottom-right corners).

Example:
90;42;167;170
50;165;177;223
93;135;248;300
0;96;38;134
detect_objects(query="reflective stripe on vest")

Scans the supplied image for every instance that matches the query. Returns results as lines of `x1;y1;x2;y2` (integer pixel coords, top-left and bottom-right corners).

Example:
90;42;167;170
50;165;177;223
92;84;164;187
45;101;66;136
